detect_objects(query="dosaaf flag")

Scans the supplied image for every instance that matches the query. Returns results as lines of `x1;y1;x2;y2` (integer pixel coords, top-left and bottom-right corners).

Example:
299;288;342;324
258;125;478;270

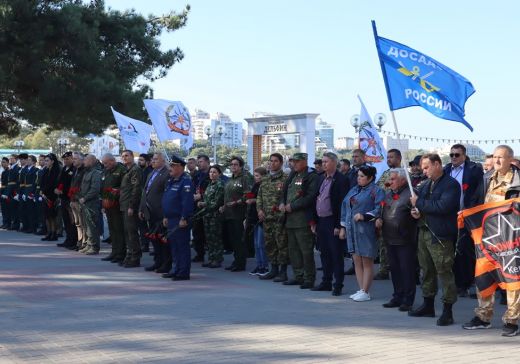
143;99;193;151
372;21;475;131
111;107;153;154
357;96;387;182
459;198;520;297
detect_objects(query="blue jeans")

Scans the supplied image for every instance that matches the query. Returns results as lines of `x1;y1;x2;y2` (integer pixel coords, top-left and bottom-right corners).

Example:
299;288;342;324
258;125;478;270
254;224;269;268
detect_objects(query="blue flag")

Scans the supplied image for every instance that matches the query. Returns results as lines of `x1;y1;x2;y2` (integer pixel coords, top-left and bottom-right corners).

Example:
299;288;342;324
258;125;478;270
372;21;475;131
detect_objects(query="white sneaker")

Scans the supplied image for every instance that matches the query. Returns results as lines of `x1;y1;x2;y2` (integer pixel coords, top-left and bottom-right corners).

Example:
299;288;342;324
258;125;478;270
349;290;363;299
353;291;371;302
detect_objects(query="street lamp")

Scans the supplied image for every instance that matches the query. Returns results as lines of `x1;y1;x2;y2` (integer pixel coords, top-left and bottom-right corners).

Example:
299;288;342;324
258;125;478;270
204;125;226;164
350;115;360;133
374;113;387;131
350;113;387;132
13;140;24;153
57;137;70;156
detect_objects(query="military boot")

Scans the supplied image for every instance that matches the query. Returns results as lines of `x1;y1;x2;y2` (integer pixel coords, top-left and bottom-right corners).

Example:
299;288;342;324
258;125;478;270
437;303;454;326
273;264;288;282
259;264;279;280
408;297;435;317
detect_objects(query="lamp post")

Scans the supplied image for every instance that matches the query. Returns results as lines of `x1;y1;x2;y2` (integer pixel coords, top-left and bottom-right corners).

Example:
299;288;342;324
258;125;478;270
350;113;387;132
57;137;70;156
204;125;226;164
14;140;24;153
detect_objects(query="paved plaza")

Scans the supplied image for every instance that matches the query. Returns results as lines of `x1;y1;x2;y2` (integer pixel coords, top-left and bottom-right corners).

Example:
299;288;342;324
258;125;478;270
0;229;517;363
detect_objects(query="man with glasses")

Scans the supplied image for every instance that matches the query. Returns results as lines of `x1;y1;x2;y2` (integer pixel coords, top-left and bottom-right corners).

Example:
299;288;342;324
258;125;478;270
443;144;483;298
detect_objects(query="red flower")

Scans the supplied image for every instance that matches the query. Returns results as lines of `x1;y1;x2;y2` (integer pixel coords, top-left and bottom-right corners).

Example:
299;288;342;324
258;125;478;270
57;183;64;192
271;205;279;212
392;194;399;200
297;190;304;197
380;201;386;207
244;192;255;199
462;183;469;191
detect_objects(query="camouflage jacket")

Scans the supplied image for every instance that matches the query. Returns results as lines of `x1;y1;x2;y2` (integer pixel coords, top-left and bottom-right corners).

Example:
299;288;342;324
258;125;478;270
202;179;225;217
256;169;287;222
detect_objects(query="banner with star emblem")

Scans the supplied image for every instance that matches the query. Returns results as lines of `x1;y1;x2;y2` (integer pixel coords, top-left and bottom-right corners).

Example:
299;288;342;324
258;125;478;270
459;198;520;297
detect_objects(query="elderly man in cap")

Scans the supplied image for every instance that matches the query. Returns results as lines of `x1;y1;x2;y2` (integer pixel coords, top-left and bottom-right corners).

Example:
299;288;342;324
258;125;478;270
409;155;426;188
280;152;320;289
119;150;143;267
162;155;194;281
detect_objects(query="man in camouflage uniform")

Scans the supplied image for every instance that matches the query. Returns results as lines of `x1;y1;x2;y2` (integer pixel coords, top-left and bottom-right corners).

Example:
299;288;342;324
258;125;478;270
257;153;289;282
280;152;320;289
78;154;102;254
374;148;402;280
119;150;143;268
221;156;253;272
100;153;127;263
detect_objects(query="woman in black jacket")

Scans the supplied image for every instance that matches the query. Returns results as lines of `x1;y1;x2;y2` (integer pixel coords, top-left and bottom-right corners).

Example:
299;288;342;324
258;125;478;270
40;153;61;241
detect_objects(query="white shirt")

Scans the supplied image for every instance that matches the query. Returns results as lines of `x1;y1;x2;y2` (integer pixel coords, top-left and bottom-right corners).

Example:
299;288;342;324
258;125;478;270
450;164;465;209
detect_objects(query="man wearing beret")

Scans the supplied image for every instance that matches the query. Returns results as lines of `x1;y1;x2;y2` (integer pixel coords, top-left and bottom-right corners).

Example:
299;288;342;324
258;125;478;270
162;155;194;281
280;152;320;289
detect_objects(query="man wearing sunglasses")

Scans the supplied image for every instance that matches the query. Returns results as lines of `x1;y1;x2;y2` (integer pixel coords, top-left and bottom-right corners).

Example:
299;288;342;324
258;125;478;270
443;144;483;298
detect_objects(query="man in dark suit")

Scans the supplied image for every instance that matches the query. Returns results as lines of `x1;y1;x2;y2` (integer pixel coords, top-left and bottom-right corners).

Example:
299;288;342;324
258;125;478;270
139;152;171;272
311;152;350;296
443;144;483;297
346;149;367;192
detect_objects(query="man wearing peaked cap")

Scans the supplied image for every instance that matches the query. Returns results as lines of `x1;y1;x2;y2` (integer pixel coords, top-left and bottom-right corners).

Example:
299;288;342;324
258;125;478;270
170;154;187;166
161;154;194;280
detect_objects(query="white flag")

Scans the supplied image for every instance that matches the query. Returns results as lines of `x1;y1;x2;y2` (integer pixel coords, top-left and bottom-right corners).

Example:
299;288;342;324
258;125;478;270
89;135;119;158
357;96;387;182
143;99;193;151
111;107;153;154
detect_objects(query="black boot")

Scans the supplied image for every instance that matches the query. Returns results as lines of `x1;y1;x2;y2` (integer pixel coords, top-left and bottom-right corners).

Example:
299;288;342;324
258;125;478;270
273;264;288;282
259;264;279;280
41;234;51;241
408;297;435;317
437;303;454;326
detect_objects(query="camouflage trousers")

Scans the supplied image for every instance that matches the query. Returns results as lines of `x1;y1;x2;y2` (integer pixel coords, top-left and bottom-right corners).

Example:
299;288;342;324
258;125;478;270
263;219;289;265
417;228;457;304
204;214;223;263
378;236;390;274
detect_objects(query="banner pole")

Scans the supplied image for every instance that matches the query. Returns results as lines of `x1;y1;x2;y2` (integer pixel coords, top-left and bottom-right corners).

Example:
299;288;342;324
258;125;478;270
389;111;415;197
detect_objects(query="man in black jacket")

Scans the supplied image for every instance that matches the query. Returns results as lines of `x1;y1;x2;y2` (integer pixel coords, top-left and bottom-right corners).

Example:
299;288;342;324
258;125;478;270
56;152;77;248
311;152;349;296
378;168;417;311
443;144;483;297
409;153;460;326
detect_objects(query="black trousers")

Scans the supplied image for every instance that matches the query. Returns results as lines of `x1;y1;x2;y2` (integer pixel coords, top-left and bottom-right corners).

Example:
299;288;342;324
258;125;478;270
453;228;475;290
9;199;19;228
192;216;206;258
1;197;10;226
317;216;344;289
61;198;77;243
387;243;417;306
225;219;246;269
149;218;172;269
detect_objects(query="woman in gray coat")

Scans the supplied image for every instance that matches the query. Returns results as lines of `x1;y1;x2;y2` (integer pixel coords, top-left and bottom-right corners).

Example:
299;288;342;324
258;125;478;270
340;165;385;302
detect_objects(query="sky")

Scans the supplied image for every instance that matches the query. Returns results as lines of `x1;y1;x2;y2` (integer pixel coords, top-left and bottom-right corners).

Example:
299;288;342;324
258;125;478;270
104;0;519;153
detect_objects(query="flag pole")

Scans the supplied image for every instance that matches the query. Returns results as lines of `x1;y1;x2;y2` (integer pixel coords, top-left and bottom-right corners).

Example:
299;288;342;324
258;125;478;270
372;20;415;196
